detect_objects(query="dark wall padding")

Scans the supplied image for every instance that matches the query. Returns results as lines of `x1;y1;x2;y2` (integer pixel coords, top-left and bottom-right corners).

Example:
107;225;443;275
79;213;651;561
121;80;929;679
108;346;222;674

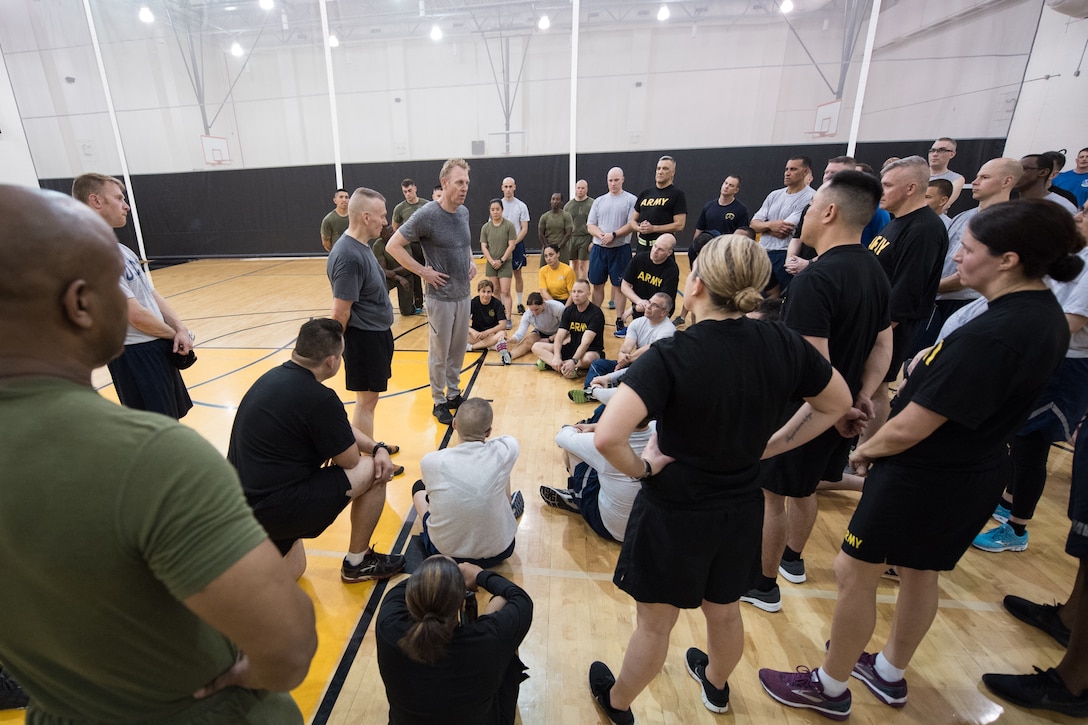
39;138;1003;260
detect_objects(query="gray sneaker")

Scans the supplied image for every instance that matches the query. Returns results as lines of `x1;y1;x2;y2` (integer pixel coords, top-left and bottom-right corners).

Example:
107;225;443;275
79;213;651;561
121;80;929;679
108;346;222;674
341;548;405;583
540;485;580;512
779;557;806;584
741;584;782;613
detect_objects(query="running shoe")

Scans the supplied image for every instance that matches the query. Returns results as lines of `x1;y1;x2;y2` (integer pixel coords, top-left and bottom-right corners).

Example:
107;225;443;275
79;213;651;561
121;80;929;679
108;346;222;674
992;501;1011;524
1003;595;1070;647
0;667;29;710
741;584;782;612
607;300;615;310
685;647;730;713
588;661;635;724
983;667;1088;717
972;522;1028;552
673;315;685;326
568;389;595;404
341;548;405;582
759;666;851;720
779;557;806;584
851;651;907;706
495;338;512;365
540;485;580;512
517;304;526;314
536;359;548;372
432;403;453;426
510;490;525;519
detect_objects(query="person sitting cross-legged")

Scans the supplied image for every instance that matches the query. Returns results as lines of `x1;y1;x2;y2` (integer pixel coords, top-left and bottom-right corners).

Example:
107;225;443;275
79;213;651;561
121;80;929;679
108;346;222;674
468;279;509;360
532;279;604;378
413;398;523;568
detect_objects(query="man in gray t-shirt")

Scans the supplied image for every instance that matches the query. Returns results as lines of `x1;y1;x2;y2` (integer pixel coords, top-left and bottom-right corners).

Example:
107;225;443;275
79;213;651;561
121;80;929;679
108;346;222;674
328;188;396;442
387;158;477;426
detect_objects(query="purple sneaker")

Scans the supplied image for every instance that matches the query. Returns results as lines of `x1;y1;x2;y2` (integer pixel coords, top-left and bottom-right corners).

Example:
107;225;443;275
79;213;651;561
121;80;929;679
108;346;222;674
759;666;852;721
851;652;907;706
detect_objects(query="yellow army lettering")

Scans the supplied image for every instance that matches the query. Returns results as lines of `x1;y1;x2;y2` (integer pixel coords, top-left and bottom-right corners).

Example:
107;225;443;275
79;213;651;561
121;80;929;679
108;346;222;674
639;198;669;207
843;530;863;548
569;322;588;332
868;236;890;255
636;271;663;287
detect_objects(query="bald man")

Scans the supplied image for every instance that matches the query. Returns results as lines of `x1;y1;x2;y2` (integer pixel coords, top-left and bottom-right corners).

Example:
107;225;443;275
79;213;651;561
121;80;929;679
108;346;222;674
500;177;532;312
0;185;316;723
73;173;194;419
565;179;595;279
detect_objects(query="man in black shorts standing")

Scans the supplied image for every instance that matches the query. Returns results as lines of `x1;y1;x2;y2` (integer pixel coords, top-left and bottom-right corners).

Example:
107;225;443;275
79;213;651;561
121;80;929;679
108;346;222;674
328;187;397;445
229;319;405;583
863;156;948;440
631;155;687;254
742;171;892;613
532;279;605;378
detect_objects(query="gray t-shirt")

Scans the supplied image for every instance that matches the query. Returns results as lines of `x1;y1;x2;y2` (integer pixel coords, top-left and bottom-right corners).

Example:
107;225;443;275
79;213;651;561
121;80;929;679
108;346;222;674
753;186;815;251
396;201;473;303
326;234;395;331
937;207;981;302
587;191;637;248
119;244;163;346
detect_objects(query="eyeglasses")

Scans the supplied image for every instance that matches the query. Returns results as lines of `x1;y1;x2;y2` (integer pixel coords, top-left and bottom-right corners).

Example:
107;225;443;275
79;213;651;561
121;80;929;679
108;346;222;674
646;301;666;310
929;148;954;154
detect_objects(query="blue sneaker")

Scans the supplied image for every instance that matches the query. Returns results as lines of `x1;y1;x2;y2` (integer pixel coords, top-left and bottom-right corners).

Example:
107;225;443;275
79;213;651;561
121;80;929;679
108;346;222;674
972;522;1028;552
992;502;1011;524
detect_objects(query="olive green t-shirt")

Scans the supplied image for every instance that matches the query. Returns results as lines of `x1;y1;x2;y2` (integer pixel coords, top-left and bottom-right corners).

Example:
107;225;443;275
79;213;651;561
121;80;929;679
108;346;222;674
392;199;426;227
480;218;517;260
0;378;301;725
321;210;349;249
564;197;595;237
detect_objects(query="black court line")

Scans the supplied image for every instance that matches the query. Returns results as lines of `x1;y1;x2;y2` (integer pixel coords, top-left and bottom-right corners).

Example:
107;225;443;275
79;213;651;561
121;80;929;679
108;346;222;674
310;350;487;725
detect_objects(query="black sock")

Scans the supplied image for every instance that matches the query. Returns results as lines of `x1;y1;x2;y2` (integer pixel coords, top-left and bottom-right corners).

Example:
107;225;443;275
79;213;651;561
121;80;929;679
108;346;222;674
782;546;802;562
1009;521;1028;537
412;479;426;496
759;574;777;591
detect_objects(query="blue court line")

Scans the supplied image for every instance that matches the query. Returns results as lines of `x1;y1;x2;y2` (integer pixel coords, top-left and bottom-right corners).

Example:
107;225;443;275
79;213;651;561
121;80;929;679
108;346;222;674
310;350;486;725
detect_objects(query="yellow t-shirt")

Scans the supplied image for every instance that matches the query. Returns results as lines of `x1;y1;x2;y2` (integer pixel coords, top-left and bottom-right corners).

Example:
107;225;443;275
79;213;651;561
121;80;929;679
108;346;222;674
539;263;575;301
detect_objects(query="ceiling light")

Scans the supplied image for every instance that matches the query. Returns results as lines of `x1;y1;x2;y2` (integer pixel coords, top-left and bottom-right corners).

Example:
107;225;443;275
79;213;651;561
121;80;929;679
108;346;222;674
230;42;243;57
538;15;550;30
657;5;670;21
259;0;274;9
138;5;154;23
328;34;339;47
780;0;795;13
430;24;443;41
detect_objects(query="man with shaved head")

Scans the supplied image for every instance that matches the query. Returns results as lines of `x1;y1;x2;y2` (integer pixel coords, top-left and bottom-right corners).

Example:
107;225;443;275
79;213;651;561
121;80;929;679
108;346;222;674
586;167;637;320
565;179;595;280
500;177;532;313
864;156;949;438
73;172;194;419
0;185;316;723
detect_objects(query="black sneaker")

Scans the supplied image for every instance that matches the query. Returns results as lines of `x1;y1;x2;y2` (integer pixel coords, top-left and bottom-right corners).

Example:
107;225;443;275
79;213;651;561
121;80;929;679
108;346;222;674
341;548;405;583
392;465;405;477
983;667;1088;717
540;485;580;512
432;403;454;426
517;303;526;314
0;667;29;710
510;490;525;519
740;584;782;612
685;647;730;713
589;661;635;724
445;394;465;410
1003;595;1070;647
779;557;806;584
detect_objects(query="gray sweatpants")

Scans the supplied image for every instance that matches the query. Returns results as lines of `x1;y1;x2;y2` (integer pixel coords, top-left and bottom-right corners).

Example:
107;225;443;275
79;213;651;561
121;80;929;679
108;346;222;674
426;296;471;405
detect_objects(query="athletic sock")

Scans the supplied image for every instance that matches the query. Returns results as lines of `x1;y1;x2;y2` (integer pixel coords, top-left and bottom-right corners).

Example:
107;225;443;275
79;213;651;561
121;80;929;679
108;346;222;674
874;652;905;683
782;546;802;562
758;574;777;591
517;293;523;305
1010;521;1028;537
817;668;849;697
345;550;367;566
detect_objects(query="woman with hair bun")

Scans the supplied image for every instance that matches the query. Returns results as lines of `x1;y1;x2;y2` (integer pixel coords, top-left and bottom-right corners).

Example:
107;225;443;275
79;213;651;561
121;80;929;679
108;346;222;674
587;234;853;722
760;198;1083;719
375;555;532;724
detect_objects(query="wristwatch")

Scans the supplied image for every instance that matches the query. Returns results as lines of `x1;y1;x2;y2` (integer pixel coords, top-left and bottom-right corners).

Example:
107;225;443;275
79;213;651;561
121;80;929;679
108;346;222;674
637;458;653;480
372;442;393;456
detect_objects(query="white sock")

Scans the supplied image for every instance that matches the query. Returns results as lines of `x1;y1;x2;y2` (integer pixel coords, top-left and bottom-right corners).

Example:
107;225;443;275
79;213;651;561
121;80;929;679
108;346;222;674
817;668;849;697
345;550;367;566
875;652;905;682
517;293;523;305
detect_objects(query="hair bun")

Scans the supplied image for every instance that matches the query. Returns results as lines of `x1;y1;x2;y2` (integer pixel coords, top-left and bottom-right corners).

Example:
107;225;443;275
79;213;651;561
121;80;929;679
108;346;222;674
733;287;763;314
1048;254;1085;283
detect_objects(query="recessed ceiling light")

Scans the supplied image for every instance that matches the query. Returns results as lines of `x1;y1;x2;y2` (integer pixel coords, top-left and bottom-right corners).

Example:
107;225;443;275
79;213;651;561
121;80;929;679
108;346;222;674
430;24;443;41
138;5;154;23
230;41;243;57
538;15;550;30
657;5;670;21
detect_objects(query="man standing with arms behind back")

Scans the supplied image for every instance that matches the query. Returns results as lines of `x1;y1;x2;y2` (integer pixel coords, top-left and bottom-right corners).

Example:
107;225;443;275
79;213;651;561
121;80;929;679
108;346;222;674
565;179;595;281
631;155;687;255
388;159;477;426
501;177;532;313
391;178;427;312
321;189;351;252
73;172;195;420
0;184;316;724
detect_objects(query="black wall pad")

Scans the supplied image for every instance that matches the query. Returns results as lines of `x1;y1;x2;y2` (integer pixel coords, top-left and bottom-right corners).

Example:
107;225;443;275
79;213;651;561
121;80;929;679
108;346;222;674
38;138;1003;260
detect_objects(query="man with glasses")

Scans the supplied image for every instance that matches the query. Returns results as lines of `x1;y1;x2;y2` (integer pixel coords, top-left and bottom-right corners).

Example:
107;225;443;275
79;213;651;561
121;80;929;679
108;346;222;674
928;138;965;213
1016;154;1079;214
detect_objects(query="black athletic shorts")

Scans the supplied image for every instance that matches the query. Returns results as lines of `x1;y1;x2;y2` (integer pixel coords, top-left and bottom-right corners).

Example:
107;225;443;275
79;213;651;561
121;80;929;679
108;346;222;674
842;459;1007;571
615;491;763;608
343;326;393;392
247;467;352;555
1067;428;1088;559
762;427;852;497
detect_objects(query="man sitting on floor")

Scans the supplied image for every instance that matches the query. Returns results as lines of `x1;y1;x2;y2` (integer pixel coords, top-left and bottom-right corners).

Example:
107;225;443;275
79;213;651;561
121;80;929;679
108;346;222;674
532;279;605;378
412;398;523;568
541;417;655;543
228;318;405;583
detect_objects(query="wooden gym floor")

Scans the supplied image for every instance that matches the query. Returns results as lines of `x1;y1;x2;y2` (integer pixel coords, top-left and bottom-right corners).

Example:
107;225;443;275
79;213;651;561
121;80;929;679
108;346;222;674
2;255;1081;724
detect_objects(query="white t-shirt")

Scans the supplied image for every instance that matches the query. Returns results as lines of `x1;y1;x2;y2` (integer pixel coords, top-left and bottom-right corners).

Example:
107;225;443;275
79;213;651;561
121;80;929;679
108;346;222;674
753;186;815;251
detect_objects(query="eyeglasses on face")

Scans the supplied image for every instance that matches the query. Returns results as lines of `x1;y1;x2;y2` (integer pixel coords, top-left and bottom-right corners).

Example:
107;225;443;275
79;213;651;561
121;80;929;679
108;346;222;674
929;148;954;154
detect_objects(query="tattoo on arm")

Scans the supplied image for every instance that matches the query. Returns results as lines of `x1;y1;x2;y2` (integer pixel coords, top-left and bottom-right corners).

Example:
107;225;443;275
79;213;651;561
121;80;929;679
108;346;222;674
785;412;813;443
